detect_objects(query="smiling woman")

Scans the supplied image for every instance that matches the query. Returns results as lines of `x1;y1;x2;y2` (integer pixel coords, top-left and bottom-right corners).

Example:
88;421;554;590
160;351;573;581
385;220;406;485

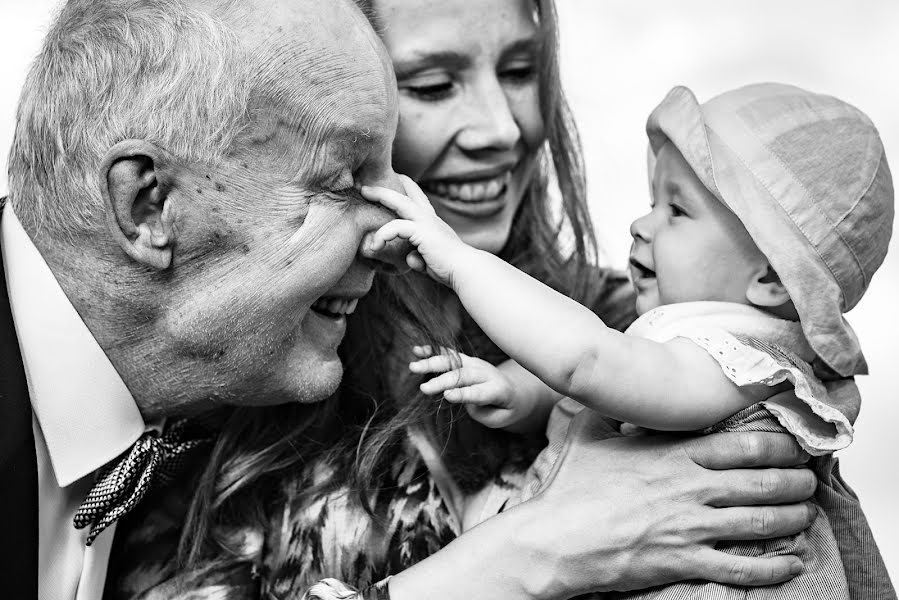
382;0;545;255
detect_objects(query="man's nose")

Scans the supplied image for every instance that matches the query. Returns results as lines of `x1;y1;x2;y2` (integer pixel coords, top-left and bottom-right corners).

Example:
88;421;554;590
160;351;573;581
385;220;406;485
455;77;521;151
354;177;413;273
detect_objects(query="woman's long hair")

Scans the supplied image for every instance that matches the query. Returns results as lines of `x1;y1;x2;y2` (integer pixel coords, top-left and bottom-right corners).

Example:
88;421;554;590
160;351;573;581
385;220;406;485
177;0;609;566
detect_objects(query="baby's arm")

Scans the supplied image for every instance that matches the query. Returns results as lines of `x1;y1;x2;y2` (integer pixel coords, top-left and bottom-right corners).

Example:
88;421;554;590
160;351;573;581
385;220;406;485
412;347;560;433
363;179;783;431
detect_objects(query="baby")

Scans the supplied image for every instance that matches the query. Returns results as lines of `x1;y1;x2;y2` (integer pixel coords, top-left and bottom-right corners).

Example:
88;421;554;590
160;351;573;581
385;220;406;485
362;83;895;598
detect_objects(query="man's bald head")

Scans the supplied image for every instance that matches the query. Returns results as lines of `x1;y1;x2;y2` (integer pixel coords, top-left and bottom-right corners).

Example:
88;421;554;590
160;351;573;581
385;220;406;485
219;0;397;186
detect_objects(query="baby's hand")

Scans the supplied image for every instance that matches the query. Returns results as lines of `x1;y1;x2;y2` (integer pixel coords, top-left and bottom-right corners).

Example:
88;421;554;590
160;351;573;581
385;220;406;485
410;346;527;429
361;176;473;288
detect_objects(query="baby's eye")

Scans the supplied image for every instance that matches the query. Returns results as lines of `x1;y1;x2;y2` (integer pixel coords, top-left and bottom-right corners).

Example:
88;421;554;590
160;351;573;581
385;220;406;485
669;203;686;218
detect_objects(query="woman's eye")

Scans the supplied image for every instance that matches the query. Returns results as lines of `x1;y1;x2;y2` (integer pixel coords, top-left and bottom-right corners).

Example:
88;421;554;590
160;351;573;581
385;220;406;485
500;63;536;84
403;78;455;101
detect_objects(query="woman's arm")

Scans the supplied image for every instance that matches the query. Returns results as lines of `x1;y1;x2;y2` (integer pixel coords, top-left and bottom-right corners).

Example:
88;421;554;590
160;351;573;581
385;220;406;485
390;411;816;600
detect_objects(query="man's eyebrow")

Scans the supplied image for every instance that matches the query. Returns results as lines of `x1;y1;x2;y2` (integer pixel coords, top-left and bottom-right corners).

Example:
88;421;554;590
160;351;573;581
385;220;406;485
393;50;470;78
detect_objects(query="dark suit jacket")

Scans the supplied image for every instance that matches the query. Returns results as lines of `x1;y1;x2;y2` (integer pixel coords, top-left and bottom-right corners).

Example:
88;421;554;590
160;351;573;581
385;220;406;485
0;201;39;598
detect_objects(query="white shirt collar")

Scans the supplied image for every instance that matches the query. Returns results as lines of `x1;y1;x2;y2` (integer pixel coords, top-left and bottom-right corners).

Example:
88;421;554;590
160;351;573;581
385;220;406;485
1;208;146;487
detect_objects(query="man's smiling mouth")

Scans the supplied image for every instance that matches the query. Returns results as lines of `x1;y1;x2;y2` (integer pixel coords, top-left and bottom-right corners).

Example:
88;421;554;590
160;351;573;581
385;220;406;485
310;297;359;318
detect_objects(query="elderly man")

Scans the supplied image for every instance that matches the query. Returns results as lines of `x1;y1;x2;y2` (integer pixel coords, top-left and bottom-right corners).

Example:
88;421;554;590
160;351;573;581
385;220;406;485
0;0;822;599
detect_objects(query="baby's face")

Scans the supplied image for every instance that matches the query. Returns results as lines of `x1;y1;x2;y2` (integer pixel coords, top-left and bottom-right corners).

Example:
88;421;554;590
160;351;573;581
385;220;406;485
628;143;768;316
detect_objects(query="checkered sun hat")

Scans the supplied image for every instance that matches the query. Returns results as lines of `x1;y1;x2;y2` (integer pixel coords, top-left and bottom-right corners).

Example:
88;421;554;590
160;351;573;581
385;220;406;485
645;83;894;377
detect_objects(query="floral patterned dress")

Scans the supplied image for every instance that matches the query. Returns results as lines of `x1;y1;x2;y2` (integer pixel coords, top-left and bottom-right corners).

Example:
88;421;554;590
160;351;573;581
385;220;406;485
105;428;527;600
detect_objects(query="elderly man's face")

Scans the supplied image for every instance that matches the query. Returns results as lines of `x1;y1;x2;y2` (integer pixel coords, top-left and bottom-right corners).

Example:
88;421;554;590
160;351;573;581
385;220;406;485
163;0;402;408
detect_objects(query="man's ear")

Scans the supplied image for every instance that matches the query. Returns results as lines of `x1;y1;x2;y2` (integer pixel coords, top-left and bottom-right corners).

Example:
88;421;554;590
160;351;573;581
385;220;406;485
100;140;179;270
746;264;792;308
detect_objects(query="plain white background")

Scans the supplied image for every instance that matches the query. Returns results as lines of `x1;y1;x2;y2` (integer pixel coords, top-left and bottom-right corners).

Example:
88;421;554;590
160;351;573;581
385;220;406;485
1;0;896;578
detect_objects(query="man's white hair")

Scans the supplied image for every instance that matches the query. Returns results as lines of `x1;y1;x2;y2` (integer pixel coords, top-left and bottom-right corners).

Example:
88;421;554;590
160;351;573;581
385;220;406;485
8;0;252;237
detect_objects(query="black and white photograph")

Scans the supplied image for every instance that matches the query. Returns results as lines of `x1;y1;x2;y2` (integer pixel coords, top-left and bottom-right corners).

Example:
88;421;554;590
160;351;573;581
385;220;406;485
1;0;896;598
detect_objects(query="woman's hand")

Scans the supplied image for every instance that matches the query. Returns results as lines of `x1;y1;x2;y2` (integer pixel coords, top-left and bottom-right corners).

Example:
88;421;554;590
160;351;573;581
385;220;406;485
389;409;816;600
361;176;475;287
516;409;816;597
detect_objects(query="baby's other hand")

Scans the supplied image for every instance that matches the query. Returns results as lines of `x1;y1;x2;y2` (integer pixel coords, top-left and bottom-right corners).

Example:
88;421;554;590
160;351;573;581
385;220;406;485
361;176;472;287
410;346;526;429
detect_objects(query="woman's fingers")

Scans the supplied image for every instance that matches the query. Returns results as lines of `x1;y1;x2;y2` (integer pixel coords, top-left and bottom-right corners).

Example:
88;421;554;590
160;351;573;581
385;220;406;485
685;431;809;470
702;467;817;507
411;345;434;358
690;547;803;587
701;503;817;541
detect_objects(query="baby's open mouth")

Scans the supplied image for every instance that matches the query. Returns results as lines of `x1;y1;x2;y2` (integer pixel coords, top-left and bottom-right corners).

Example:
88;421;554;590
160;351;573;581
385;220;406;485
629;257;656;279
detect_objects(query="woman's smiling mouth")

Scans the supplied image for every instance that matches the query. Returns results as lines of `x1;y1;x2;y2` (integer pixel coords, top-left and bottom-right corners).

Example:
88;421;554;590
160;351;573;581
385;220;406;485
422;171;511;203
420;170;514;218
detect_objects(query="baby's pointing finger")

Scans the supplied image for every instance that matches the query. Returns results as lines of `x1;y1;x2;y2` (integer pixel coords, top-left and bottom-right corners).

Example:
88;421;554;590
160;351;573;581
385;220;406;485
360;185;419;219
397;174;434;208
369;220;417;251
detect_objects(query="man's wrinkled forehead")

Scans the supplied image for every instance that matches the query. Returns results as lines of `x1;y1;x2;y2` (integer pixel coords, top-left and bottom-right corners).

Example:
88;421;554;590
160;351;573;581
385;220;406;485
233;0;396;162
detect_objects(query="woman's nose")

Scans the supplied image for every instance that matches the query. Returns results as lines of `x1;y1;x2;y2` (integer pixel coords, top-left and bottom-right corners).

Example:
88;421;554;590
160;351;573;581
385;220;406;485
455;77;521;152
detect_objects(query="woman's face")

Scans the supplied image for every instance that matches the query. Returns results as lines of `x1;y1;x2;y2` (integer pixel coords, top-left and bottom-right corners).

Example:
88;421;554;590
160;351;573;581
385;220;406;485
376;0;546;254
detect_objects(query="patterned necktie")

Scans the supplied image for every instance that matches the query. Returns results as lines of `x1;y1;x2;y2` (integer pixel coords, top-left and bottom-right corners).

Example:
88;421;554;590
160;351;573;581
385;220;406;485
73;418;214;545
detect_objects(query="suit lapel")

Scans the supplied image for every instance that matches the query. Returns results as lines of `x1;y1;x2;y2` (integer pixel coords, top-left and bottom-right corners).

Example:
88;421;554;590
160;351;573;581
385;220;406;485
0;201;39;598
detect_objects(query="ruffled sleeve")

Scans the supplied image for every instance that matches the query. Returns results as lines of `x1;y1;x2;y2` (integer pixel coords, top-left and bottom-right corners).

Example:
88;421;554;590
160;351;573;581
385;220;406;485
626;302;859;456
686;329;855;455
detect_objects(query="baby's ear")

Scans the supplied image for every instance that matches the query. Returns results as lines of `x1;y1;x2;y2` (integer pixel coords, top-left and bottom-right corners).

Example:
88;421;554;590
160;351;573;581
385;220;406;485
746;265;792;308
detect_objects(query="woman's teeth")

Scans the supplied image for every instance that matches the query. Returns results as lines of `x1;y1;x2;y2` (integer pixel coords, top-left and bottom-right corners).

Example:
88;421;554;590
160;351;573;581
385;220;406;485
312;297;359;316
425;171;511;202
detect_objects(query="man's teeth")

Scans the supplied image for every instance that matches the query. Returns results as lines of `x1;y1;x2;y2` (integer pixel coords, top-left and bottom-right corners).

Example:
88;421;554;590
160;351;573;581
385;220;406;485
426;171;511;202
312;297;359;316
